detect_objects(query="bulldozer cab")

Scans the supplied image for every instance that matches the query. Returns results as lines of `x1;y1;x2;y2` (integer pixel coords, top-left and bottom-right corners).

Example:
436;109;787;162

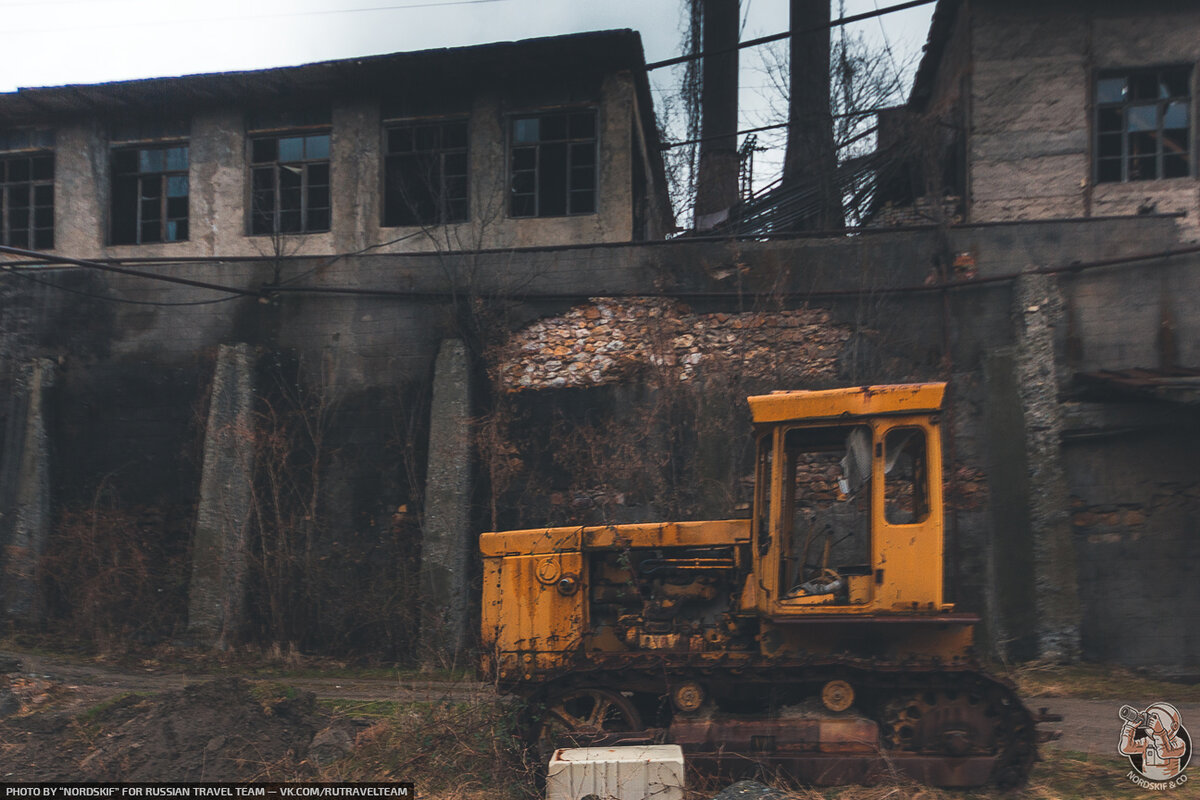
745;384;948;618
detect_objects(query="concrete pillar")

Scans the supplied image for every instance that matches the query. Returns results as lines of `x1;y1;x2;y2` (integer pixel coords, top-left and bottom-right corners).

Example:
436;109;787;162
188;343;257;648
420;338;473;667
982;349;1038;661
0;358;57;623
1011;272;1082;661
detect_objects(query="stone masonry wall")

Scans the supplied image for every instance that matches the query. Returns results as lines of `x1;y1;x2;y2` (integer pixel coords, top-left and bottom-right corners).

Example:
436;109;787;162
495;298;850;391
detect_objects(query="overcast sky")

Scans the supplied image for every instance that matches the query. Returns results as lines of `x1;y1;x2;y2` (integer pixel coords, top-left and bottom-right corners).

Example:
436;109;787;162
1;0;935;195
0;0;933;90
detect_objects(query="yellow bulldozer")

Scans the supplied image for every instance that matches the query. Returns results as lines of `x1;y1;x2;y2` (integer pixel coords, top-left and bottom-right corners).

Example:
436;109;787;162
480;383;1045;787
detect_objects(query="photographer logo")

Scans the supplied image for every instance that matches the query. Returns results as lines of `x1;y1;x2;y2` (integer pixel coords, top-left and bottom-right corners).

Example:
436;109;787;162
1118;702;1191;789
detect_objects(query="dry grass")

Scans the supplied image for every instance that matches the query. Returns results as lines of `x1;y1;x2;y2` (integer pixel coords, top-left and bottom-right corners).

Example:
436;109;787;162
316;699;539;800
309;696;1166;800
1004;660;1200;702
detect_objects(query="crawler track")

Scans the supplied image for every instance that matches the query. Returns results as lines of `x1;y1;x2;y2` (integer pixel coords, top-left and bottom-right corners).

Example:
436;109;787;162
516;660;1038;788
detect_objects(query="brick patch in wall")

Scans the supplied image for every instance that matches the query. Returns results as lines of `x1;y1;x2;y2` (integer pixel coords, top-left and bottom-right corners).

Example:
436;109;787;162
494;297;850;391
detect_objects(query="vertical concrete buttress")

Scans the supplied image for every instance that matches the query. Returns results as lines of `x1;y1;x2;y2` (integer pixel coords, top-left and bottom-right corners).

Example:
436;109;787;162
1011;272;1082;661
188;343;257;648
420;338;473;667
0;358;58;622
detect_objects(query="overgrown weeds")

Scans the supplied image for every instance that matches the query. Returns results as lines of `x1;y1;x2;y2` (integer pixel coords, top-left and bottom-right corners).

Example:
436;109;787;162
38;503;191;650
318;699;537;799
1007;660;1200;702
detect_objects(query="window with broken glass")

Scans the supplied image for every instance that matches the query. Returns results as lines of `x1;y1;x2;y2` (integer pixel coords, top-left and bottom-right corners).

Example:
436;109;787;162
0;128;55;250
1096;67;1192;183
249;132;331;235
509;110;597;218
383;119;468;226
111;144;189;244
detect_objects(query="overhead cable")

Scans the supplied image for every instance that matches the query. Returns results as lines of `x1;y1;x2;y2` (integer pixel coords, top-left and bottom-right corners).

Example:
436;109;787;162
645;0;938;71
0;265;245;307
661;108;892;149
0;244;267;299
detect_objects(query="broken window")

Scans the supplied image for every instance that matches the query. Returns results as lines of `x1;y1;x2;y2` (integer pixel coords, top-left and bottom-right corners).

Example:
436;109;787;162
1096;67;1192;183
778;425;872;604
383;119;468;227
509;109;597;218
0;128;55;250
111;144;189;244
249;131;331;235
883;427;930;525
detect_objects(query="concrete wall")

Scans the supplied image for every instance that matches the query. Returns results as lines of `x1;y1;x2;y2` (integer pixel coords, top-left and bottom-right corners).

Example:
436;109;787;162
1063;415;1200;668
2;215;1199;663
967;0;1200;239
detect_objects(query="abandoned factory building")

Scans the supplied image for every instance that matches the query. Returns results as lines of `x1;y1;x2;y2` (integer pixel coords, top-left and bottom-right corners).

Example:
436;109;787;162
0;29;671;258
0;5;1198;671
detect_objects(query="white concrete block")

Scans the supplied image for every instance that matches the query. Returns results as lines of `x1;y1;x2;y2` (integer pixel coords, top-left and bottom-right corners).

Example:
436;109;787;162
546;745;685;800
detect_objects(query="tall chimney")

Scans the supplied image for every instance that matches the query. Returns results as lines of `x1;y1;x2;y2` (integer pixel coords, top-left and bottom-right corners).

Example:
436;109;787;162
784;0;843;230
694;0;740;230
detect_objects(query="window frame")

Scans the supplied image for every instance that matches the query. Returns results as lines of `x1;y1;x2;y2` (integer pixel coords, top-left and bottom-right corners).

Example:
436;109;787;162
109;142;190;245
507;107;599;219
381;117;469;228
881;426;931;527
247;128;332;236
1094;65;1194;184
0;128;55;251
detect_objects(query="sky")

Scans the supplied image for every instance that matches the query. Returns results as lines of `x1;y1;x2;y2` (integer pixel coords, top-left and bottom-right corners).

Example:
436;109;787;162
0;0;936;197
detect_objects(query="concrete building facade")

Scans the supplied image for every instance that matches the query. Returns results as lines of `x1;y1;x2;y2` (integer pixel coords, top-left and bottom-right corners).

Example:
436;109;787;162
890;0;1200;240
0;30;671;264
882;0;1200;666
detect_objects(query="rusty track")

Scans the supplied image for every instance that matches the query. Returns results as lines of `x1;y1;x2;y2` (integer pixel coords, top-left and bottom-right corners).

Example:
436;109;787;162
514;660;1038;788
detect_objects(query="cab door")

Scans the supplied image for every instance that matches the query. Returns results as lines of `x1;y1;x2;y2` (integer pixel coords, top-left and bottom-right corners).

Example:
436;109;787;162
871;418;944;610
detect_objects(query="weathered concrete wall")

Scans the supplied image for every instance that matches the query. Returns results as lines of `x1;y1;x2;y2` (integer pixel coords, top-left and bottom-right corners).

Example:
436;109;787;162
188;343;257;648
1063;411;1200;669
1062;255;1200;372
1;215;1198;662
968;0;1200;238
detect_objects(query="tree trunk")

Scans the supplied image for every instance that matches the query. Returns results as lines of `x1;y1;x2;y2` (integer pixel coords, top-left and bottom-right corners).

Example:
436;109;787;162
694;0;740;229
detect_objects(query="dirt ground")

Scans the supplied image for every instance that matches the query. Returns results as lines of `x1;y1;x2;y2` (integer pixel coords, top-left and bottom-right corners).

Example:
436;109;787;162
0;648;1194;783
0;678;324;781
0;648;490;781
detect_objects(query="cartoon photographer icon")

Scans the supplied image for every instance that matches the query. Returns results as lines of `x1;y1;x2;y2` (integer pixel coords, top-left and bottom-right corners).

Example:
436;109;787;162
1119;702;1191;782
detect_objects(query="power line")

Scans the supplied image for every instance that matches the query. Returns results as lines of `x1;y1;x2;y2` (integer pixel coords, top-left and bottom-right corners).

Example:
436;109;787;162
646;0;938;71
0;244;268;299
660;107;894;149
1;265;244;307
274;228;431;287
264;240;1200;302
